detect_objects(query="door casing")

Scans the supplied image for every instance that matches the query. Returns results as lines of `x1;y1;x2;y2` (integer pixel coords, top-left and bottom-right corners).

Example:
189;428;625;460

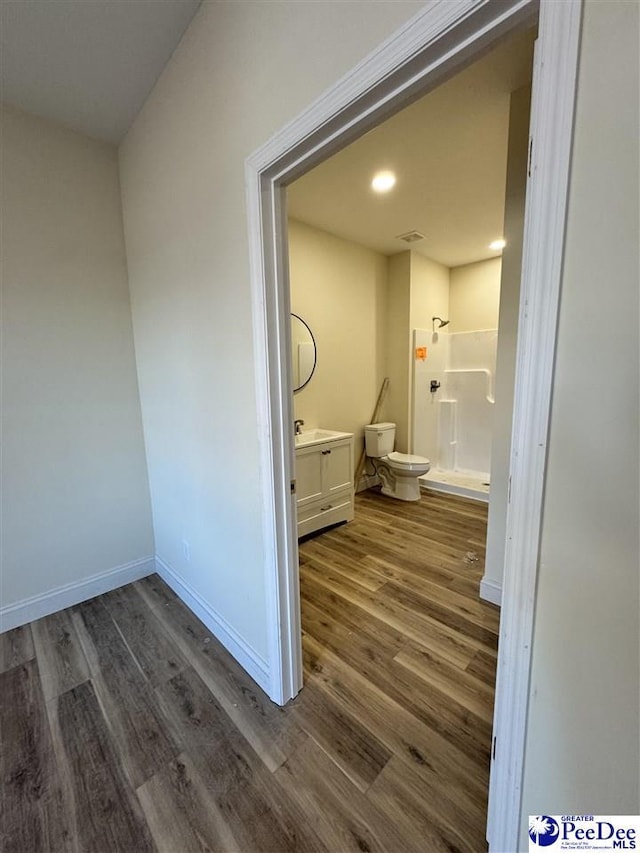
245;1;582;849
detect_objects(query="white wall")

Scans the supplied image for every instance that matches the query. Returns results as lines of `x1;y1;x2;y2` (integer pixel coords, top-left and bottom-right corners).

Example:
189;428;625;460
520;0;639;837
483;85;531;604
449;257;501;332
288;219;388;473
1;105;154;615
118;1;423;664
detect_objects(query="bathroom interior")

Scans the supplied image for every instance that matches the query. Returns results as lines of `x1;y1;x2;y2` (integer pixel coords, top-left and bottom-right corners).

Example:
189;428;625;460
286;25;535;603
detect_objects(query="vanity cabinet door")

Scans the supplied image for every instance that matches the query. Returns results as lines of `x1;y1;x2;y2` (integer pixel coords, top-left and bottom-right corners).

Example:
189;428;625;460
295;446;324;506
323;440;353;496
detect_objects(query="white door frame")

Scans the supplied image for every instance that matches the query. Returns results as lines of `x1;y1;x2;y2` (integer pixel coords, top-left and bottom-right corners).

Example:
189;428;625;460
246;1;582;849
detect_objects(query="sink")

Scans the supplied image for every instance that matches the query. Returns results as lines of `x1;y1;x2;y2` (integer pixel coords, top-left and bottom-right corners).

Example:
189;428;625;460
295;428;352;447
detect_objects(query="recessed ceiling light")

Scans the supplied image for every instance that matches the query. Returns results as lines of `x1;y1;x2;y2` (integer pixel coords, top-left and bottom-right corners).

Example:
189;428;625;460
371;171;396;193
489;238;506;251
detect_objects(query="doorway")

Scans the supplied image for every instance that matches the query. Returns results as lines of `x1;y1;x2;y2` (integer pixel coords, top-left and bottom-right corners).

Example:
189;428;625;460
284;31;533;852
246;1;582;849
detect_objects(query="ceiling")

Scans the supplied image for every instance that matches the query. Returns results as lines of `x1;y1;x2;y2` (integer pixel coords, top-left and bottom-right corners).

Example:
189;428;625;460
287;28;535;269
1;1;202;144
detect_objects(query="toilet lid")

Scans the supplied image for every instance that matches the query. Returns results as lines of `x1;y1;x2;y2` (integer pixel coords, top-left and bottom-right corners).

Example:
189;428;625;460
388;451;430;468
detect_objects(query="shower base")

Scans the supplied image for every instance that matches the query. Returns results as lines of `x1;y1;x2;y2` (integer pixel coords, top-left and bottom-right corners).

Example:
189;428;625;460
419;469;490;502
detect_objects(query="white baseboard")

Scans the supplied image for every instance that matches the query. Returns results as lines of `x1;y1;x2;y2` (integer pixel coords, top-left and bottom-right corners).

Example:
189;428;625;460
155;556;270;695
356;473;379;493
480;576;503;607
0;556;156;633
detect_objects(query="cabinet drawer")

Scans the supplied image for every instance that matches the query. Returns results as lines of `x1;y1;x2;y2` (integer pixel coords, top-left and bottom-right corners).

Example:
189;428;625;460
297;490;354;538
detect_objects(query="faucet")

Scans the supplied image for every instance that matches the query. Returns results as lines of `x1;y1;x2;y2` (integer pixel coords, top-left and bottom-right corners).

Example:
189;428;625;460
294;419;305;435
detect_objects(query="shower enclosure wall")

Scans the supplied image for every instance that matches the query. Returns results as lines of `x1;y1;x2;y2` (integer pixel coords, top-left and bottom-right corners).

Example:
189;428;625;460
412;328;497;501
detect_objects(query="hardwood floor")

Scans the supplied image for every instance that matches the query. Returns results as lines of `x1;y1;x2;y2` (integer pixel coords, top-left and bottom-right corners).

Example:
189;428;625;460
0;488;498;852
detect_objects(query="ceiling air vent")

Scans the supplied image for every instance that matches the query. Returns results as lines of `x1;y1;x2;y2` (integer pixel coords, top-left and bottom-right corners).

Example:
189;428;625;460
396;230;425;243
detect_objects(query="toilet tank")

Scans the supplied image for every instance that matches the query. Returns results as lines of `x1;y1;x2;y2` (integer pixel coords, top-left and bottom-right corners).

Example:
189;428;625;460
365;422;396;457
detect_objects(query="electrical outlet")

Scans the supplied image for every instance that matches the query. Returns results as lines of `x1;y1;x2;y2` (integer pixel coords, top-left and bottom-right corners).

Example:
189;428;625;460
182;539;191;562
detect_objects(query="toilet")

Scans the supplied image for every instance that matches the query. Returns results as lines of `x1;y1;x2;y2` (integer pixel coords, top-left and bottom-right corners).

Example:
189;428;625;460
364;422;430;502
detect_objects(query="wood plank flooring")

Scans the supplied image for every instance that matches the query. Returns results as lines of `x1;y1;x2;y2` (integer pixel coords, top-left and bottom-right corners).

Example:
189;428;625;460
0;488;498;852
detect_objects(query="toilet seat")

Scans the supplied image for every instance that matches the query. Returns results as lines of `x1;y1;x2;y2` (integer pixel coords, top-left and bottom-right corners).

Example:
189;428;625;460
387;451;431;471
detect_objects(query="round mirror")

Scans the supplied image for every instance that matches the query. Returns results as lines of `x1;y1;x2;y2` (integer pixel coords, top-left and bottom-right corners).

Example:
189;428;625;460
291;313;317;392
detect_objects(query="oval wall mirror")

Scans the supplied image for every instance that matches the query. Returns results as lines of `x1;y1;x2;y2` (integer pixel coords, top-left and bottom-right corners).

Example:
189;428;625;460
291;313;317;392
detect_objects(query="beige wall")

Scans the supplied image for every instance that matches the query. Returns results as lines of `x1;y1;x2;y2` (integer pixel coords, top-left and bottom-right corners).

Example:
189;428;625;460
118;0;423;661
384;252;412;452
520;0;639;838
385;251;450;453
287;230;453;463
410;252;451;333
449;257;501;332
408;252;450;453
1;105;154;609
483;85;531;602
288;224;494;464
288;219;388;473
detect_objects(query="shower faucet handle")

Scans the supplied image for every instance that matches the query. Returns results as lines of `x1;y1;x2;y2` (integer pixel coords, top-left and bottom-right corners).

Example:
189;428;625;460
430;380;441;393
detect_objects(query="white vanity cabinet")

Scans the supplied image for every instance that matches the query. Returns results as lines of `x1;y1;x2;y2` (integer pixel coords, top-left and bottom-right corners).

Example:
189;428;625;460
295;432;354;537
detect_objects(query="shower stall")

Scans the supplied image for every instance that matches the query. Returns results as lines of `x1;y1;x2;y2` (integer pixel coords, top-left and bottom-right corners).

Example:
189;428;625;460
412;327;497;501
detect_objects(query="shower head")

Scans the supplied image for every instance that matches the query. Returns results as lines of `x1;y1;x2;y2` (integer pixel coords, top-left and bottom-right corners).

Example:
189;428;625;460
432;316;450;330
